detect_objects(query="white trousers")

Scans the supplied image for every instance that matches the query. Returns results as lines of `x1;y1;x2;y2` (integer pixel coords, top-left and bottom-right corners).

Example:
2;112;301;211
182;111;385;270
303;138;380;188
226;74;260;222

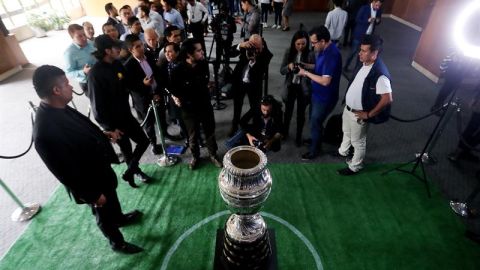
338;107;368;172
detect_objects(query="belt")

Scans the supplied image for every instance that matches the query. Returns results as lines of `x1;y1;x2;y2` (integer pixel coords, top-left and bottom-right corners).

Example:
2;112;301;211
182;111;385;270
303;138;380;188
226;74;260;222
346;105;360;112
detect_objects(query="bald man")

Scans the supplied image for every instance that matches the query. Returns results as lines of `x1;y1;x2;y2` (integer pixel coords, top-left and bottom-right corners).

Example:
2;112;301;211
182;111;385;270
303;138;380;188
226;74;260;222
228;34;273;136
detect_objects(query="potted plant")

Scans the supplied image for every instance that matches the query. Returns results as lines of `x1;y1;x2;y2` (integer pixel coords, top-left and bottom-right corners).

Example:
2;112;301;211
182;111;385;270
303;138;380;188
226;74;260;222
27;13;53;37
49;14;71;30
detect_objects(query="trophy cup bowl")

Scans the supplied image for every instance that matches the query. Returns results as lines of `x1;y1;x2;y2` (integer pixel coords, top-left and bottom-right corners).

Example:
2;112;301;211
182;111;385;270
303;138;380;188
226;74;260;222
218;146;272;268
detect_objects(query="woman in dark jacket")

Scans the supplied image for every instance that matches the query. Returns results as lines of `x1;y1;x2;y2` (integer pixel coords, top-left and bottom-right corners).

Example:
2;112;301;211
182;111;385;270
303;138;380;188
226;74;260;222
280;30;314;146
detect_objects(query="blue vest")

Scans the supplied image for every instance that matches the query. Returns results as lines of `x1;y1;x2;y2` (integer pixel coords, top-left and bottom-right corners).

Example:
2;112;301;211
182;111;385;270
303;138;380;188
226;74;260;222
351;58;391;124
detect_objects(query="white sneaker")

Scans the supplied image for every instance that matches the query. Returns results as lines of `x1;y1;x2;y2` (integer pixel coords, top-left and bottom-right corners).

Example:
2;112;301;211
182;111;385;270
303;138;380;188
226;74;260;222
262;22;267;28
277;25;282;29
271;24;277;29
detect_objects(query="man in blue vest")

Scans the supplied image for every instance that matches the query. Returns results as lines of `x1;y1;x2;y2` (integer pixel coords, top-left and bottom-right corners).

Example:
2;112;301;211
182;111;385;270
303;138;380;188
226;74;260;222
337;34;392;175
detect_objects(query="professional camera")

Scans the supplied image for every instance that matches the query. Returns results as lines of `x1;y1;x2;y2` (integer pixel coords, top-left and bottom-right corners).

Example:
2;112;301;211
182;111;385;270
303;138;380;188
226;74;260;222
246;47;257;59
292;63;304;74
252;139;266;152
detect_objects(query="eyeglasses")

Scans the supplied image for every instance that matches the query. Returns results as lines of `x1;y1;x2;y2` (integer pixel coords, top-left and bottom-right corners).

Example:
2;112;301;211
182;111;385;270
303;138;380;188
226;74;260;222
311;40;319;45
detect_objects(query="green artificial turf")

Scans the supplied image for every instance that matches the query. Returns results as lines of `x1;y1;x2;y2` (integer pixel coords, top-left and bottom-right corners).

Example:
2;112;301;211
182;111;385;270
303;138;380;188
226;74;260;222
0;163;478;270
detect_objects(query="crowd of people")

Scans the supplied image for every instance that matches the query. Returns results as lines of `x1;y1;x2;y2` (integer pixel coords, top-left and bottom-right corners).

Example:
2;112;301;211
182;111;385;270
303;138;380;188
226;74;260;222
30;0;480;253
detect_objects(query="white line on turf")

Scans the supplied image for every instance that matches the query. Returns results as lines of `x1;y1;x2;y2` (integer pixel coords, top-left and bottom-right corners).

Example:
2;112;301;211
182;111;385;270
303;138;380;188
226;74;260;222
160;211;323;270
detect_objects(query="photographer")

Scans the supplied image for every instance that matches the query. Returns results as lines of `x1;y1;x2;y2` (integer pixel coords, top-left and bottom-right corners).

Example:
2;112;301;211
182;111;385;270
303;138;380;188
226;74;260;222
229;34;273;137
226;95;284;153
280;29;314;147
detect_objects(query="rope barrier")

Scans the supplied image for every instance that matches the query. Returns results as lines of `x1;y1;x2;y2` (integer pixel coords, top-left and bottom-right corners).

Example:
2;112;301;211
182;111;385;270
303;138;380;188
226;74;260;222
0;103;36;159
389;103;448;123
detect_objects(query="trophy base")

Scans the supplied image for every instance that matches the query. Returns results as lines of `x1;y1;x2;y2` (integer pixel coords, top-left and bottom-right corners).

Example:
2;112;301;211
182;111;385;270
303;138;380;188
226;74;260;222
213;229;277;270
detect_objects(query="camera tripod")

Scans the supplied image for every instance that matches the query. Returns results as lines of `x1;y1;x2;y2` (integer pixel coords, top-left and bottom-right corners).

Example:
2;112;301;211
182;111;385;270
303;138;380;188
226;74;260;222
207;37;228;110
382;92;462;197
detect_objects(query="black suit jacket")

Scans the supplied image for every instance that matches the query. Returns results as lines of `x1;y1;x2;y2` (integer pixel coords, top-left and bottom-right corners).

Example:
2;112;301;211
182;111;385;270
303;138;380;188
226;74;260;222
123;56;162;112
87;60;134;131
33;103;119;204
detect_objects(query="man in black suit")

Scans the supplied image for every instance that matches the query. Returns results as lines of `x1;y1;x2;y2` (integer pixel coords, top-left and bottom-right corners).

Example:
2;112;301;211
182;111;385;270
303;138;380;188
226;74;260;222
87;34;151;188
123;34;164;154
32;65;143;254
105;2;120;36
229;34;273;137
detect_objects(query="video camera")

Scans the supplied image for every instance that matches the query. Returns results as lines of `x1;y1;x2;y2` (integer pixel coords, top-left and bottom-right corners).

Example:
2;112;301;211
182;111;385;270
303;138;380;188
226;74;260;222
252;139;266;152
246;47;258;59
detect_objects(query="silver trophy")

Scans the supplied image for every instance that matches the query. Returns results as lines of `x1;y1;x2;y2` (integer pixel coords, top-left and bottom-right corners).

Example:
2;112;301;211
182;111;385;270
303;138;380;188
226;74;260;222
218;146;272;269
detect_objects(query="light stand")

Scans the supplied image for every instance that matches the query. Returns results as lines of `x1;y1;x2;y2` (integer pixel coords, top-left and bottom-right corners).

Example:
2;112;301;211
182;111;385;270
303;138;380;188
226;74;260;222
382;92;461;197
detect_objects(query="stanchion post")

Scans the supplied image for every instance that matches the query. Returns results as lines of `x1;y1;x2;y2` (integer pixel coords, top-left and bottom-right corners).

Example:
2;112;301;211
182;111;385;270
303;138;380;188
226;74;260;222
0;177;41;222
151;100;178;167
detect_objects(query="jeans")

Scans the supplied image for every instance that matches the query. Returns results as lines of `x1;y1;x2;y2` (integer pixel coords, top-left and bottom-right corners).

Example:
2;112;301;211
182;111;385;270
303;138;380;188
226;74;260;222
273;2;283;25
309;99;336;156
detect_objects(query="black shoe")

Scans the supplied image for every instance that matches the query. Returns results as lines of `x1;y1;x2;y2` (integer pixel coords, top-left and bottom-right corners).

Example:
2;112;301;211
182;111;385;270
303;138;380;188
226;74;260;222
189;157;198;170
135;170;152;183
122;171;139;188
301;152;316;161
118;210;143;227
465;230;480;245
111;242;144;254
337;167;358;176
210;155;223;168
151;144;163;155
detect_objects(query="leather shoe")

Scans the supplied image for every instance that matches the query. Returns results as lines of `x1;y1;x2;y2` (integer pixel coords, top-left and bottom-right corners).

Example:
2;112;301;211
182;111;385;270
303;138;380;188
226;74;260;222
189;157;198;170
210;155;223;168
118;210;143;227
122;171;139;188
111;242;144;254
135;170;152;183
337;167;358;176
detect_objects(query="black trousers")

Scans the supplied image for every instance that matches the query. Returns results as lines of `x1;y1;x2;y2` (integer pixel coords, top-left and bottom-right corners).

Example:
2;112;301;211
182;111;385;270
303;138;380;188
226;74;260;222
189;22;206;52
89;174;124;245
117;115;149;173
459;111;480;152
232;82;262;128
283;83;308;140
182;106;218;158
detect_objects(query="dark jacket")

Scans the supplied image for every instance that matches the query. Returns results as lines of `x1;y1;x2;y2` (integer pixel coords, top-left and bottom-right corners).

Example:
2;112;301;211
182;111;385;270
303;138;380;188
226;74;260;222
353;4;382;40
230;41;273;92
33;103;119;204
87;60;133;131
170;60;211;112
356;58;391;124
124;55;162;111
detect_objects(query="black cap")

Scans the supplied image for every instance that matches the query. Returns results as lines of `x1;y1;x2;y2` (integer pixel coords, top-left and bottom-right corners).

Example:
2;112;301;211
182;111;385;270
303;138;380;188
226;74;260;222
94;34;121;52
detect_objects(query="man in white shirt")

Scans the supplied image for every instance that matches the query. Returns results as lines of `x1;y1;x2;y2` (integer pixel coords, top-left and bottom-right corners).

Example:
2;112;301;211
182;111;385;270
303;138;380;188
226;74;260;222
337;34;392;175
325;0;348;44
186;0;208;50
